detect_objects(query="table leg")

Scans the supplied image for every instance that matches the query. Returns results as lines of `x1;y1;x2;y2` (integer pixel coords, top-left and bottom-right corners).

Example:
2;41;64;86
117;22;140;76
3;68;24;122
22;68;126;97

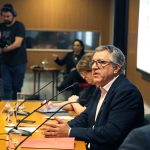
33;71;36;94
37;71;41;96
52;72;54;99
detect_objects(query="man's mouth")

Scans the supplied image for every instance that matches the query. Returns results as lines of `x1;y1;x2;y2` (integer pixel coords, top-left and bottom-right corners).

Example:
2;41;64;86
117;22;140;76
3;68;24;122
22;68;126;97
93;72;99;77
4;21;12;25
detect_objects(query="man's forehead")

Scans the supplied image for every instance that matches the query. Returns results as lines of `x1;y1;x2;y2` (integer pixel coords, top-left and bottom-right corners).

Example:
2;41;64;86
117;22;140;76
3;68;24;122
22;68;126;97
93;51;110;59
2;12;13;16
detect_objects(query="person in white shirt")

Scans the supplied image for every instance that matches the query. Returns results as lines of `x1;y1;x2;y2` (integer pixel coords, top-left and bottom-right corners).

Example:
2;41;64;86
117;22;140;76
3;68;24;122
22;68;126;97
40;45;144;150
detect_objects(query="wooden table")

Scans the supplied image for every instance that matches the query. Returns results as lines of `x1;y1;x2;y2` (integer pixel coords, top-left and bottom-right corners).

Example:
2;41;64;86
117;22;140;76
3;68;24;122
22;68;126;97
0;101;86;150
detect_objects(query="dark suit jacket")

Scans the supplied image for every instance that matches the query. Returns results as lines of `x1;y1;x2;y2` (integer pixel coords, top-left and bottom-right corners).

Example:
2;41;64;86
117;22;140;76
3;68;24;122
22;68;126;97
119;125;150;150
68;75;144;150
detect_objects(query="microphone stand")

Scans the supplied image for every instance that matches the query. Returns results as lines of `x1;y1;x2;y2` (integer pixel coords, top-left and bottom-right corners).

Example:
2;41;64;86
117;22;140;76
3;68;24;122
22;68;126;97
8;82;78;136
14;101;78;150
14;76;61;116
16;79;56;110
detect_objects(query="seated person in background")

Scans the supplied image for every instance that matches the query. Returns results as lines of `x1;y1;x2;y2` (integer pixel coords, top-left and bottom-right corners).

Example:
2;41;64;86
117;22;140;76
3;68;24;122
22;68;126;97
119;124;150;150
53;39;85;95
52;52;97;114
41;45;144;150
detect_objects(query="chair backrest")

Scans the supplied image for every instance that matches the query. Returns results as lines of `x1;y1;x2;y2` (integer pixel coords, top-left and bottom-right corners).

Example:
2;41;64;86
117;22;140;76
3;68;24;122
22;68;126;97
79;82;92;88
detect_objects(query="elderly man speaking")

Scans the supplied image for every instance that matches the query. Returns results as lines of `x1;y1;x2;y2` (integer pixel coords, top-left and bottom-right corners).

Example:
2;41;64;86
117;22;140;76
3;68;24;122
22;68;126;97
41;45;144;150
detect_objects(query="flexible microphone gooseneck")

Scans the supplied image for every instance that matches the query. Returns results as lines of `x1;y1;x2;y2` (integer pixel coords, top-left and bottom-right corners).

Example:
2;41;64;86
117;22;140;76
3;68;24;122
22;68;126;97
8;82;78;136
16;77;58;113
14;101;78;150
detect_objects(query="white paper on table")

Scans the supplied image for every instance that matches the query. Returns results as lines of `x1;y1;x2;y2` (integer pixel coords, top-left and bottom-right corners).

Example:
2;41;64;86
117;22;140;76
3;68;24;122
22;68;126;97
44;116;74;120
5;126;39;133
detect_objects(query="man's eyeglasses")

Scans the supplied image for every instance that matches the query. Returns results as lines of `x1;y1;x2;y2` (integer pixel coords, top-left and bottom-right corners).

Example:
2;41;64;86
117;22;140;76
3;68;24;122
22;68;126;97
89;59;113;68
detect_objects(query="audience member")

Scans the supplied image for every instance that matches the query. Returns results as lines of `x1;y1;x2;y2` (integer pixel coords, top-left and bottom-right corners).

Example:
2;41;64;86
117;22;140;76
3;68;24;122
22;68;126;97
0;3;27;100
41;45;144;150
119;124;150;150
53;39;85;95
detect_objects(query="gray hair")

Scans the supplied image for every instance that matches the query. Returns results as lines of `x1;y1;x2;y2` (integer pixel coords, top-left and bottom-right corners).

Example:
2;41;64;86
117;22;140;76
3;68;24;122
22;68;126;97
95;45;126;75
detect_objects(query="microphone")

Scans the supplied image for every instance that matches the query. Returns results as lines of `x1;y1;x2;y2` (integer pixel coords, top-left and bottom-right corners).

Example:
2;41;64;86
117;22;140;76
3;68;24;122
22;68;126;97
15;76;62;116
8;82;78;136
14;101;79;150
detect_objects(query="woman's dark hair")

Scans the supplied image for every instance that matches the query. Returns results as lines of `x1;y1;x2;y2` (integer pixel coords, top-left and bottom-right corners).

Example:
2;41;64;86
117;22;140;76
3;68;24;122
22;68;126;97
72;39;85;55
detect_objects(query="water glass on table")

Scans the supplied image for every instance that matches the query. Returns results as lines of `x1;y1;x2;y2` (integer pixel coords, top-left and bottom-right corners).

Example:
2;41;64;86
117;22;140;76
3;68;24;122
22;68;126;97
5;107;17;127
16;92;25;110
8;132;22;150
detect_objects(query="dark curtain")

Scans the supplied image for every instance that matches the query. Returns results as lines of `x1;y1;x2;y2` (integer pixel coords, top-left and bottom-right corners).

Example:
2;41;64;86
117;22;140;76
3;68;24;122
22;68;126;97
113;0;129;57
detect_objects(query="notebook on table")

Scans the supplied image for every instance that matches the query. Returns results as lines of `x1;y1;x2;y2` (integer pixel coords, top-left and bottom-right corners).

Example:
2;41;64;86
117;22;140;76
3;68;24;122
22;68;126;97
20;137;75;149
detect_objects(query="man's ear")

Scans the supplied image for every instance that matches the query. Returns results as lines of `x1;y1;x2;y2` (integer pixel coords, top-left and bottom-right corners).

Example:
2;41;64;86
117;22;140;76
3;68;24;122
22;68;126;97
113;64;121;74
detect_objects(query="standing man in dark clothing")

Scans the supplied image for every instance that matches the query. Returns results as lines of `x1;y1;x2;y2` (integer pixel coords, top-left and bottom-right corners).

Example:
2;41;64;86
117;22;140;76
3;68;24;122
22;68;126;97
0;3;27;100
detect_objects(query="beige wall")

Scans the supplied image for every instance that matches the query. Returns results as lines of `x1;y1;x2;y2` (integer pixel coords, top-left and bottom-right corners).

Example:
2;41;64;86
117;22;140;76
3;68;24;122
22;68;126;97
127;0;150;104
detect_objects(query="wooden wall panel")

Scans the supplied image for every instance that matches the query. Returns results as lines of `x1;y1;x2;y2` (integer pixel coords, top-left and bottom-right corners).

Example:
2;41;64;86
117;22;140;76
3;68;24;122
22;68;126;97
127;0;150;104
0;0;113;72
1;0;149;104
0;0;111;38
27;50;68;72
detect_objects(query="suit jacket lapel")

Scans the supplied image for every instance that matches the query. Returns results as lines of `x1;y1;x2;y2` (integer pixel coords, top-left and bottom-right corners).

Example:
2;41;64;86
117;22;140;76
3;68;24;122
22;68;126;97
95;75;125;122
89;88;101;126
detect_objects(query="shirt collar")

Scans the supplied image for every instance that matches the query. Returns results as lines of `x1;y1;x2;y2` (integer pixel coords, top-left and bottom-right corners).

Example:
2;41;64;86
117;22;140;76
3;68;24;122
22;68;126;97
100;75;119;92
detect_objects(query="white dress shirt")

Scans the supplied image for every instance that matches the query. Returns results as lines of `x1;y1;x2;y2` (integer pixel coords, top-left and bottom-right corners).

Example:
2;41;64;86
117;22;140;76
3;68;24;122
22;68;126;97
88;75;119;149
95;75;119;121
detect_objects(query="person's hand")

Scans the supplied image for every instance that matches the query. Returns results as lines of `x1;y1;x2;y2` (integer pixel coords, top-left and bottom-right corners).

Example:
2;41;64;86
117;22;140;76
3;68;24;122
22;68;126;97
41;100;52;105
0;47;3;53
68;95;79;102
52;54;58;60
41;100;52;110
40;117;70;137
0;45;10;52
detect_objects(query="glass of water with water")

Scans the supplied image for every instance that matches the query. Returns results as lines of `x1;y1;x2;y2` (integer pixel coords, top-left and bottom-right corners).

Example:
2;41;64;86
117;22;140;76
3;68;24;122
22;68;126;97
8;131;22;150
16;92;25;110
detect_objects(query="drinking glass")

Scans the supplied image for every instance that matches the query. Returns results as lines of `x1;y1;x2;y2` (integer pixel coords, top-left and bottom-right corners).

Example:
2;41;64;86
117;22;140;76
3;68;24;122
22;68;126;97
5;107;17;127
8;132;22;150
1;101;17;127
41;58;49;69
16;92;25;110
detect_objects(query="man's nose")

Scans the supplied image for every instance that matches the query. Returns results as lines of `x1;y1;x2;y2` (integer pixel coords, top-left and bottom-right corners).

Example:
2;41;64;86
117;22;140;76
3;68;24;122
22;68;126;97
92;62;97;69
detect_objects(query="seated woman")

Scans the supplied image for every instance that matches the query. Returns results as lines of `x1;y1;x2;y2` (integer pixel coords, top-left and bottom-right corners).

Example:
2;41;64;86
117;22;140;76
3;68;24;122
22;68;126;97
51;52;98;114
52;39;85;95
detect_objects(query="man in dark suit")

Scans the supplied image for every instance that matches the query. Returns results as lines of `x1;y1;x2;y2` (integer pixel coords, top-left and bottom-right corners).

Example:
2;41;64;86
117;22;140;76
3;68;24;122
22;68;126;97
41;45;144;150
119;125;150;150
